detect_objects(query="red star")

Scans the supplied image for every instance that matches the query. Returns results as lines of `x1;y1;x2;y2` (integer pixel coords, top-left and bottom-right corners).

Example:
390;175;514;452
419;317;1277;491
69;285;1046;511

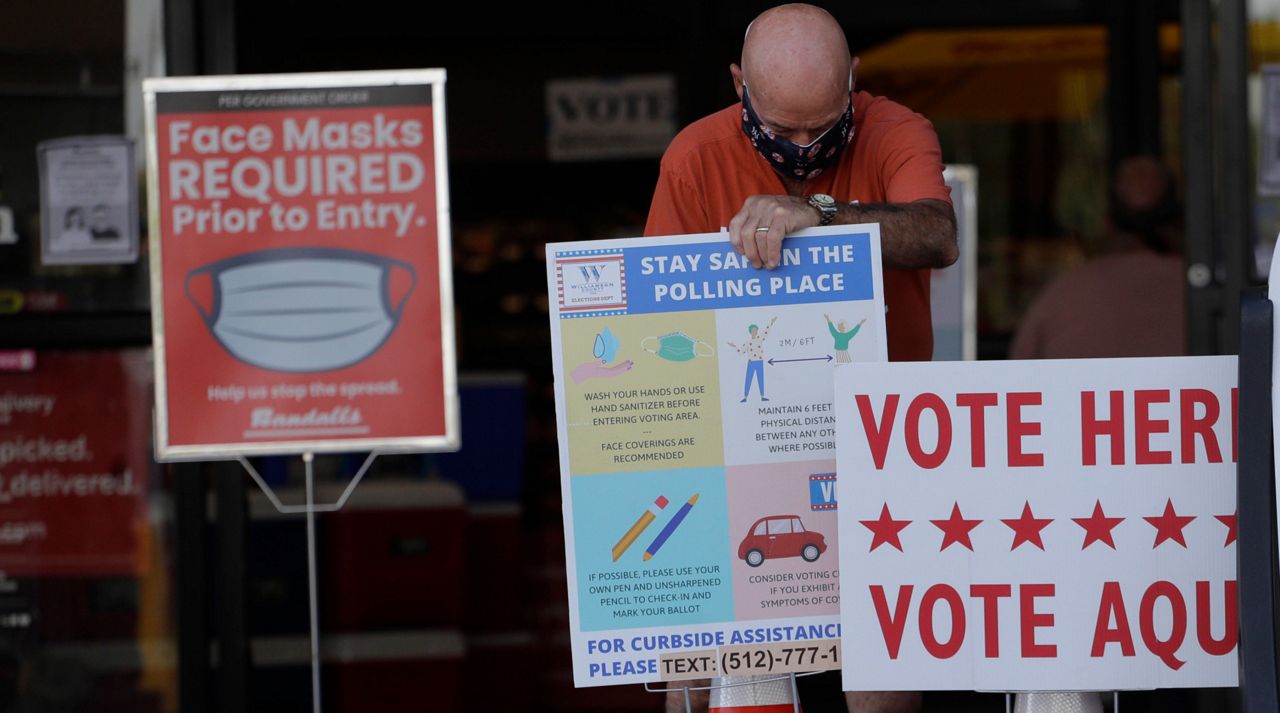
930;502;982;551
1071;500;1125;550
1215;512;1238;547
860;503;911;552
1001;501;1053;551
1143;499;1196;548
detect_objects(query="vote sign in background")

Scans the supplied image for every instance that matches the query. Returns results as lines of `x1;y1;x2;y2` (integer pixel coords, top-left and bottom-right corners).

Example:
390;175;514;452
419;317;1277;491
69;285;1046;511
835;357;1237;691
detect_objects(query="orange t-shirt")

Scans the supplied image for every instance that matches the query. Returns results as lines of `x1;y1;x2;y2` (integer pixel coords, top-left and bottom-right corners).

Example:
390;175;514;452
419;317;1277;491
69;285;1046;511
644;90;951;361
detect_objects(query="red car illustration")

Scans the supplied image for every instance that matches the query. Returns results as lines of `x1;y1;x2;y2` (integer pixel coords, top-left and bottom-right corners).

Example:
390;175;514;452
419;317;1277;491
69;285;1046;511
738;515;827;567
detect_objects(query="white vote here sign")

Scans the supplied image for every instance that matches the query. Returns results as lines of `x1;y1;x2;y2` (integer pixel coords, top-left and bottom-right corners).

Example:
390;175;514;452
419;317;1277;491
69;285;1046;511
835;357;1237;692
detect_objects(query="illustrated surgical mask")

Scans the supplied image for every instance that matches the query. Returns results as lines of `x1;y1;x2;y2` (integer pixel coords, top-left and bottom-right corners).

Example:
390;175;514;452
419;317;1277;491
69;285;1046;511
185;247;416;373
740;83;855;181
641;332;715;362
593;326;620;362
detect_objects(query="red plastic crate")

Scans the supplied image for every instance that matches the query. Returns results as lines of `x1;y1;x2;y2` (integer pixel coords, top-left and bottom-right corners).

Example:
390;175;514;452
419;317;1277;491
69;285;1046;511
321;481;465;632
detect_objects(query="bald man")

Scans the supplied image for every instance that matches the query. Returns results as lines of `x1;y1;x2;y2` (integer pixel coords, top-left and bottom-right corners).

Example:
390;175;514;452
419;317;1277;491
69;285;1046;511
650;5;941;712
646;3;956;363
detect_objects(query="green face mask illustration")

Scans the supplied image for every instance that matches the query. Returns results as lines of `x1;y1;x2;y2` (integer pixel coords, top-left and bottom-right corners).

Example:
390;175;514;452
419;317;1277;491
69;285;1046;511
641;331;715;362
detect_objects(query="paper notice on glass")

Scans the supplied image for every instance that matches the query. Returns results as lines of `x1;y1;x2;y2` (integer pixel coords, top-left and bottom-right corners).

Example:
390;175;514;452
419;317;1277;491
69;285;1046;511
37;136;140;265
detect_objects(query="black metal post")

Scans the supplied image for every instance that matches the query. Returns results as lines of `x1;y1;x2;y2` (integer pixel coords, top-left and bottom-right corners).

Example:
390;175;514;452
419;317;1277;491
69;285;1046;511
1219;0;1254;354
201;0;236;75
215;462;249;713
1107;0;1162;166
1181;0;1217;356
175;463;208;713
1237;289;1280;713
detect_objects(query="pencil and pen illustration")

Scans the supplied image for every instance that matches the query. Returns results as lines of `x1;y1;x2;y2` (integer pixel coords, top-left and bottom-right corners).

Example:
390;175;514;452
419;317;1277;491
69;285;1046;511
643;493;699;561
611;495;670;561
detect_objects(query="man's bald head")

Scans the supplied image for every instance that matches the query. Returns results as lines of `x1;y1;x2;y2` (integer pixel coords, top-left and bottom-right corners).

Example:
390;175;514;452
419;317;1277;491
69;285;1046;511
737;4;852;115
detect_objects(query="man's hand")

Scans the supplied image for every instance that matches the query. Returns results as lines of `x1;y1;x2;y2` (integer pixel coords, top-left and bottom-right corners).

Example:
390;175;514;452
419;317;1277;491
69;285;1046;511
726;195;957;272
727;195;819;269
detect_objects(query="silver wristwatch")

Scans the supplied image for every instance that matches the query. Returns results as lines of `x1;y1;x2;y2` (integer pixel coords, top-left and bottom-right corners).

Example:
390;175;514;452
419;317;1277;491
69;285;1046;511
808;193;838;226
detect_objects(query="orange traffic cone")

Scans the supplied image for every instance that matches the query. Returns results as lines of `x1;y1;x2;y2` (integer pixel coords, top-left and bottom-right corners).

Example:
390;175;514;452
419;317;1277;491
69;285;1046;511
707;675;802;713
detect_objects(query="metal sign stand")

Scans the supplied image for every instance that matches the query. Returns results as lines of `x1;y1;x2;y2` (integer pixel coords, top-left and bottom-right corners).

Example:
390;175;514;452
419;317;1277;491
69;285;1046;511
235;450;383;713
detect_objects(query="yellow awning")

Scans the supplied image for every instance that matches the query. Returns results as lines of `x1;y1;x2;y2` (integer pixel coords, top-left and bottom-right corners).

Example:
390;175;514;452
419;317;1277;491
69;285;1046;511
857;25;1186;121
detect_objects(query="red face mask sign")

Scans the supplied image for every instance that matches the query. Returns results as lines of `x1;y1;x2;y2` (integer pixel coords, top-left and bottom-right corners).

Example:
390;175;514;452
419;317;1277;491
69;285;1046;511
144;71;458;460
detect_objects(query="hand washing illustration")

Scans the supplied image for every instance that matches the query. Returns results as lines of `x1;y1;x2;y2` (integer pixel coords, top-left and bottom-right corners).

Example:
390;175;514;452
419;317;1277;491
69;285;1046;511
184;247;416;373
571;325;635;384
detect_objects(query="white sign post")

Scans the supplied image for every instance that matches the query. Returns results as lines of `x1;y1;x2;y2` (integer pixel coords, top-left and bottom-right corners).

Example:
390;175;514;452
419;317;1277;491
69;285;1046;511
835;357;1238;692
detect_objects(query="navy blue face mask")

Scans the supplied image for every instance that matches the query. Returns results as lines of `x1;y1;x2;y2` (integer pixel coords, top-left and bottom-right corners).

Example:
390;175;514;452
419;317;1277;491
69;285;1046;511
740;84;855;181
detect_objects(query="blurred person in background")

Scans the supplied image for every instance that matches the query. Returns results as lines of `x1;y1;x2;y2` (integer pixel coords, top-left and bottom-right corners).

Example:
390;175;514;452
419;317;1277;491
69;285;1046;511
1011;155;1185;359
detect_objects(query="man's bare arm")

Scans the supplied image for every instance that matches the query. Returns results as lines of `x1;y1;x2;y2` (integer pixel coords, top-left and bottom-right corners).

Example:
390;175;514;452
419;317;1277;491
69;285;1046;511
837;198;956;270
728;195;957;271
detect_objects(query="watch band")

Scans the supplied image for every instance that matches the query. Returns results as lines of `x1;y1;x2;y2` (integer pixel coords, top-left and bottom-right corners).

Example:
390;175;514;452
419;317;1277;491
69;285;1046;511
808;194;838;226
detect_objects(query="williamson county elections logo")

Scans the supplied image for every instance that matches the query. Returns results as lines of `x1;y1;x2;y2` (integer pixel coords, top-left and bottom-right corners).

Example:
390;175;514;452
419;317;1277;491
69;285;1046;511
556;252;627;314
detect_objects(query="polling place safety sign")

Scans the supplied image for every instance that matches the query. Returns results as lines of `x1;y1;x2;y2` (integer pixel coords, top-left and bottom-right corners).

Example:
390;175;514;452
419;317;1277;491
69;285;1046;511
547;227;888;687
836;357;1237;691
143;70;458;459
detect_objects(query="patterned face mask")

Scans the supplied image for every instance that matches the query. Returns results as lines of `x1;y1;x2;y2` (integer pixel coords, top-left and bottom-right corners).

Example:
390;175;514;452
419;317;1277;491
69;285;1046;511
740;83;855;181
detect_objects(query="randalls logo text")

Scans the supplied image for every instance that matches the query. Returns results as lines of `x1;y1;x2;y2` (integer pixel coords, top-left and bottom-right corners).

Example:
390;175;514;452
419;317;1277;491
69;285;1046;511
251;406;364;429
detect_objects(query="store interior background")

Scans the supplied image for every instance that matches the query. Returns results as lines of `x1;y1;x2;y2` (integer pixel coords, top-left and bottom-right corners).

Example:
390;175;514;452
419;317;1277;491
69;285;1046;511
0;0;1270;711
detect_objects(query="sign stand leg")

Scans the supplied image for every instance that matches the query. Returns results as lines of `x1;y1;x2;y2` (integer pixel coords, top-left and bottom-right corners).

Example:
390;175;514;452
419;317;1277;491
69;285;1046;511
233;450;384;713
1006;692;1012;713
304;451;322;713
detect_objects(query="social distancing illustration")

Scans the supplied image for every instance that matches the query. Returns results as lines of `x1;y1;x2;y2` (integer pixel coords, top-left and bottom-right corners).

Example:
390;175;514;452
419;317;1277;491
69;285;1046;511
717;303;877;467
824;314;867;363
184;246;417;373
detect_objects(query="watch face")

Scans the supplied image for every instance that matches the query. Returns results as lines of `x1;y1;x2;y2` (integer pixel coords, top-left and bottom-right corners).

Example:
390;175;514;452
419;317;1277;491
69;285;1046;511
811;194;836;208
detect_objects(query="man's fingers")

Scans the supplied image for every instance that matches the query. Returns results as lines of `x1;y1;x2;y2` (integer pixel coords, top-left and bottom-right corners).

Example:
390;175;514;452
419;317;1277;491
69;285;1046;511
742;226;763;268
750;224;773;269
727;208;748;254
729;196;806;269
739;201;766;268
761;206;788;268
